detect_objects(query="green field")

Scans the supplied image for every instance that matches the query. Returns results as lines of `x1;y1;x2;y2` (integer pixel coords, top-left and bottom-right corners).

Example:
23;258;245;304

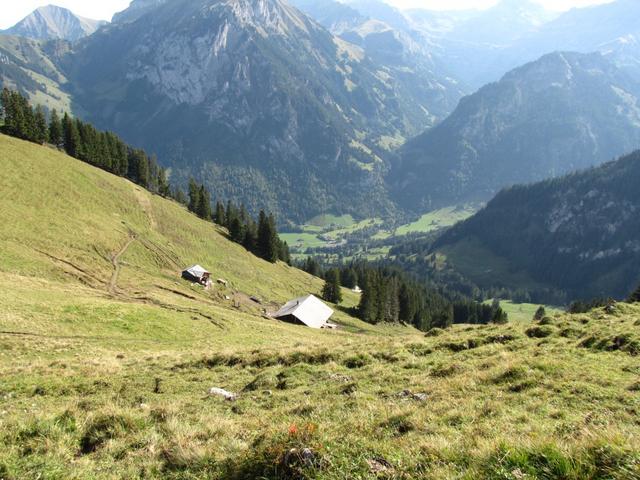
487;301;564;324
1;135;640;479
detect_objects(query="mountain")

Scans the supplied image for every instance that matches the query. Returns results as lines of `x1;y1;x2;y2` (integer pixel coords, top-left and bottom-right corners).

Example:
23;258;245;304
50;0;470;222
290;0;467;137
447;0;556;46
2;5;106;41
0;34;72;113
403;0;557;89
434;149;640;300
391;52;640;212
440;0;640;89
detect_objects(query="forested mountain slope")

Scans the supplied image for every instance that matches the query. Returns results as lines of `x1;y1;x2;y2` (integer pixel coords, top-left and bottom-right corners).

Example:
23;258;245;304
434;150;640;300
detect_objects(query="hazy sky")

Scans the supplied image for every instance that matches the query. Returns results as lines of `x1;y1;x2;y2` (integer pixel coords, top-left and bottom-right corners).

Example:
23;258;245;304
0;0;615;29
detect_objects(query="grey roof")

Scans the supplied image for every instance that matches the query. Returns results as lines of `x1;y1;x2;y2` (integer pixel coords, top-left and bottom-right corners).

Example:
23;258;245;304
273;294;334;329
183;265;210;278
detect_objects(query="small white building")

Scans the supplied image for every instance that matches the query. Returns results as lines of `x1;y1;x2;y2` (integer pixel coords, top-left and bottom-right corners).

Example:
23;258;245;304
352;285;362;293
273;294;336;329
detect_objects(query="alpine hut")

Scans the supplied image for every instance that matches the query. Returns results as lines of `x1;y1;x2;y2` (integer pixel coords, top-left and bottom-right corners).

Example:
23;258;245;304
273;294;336;329
182;265;211;286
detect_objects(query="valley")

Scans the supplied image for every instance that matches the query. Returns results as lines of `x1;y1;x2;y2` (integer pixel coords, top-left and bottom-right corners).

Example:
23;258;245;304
1;137;639;479
2;0;640;478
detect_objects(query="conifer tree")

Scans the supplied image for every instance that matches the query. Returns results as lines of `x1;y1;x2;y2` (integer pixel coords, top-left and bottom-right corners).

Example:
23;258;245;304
257;210;279;263
322;268;343;304
48;109;62;147
628;284;640;304
157;168;171;197
188;179;200;214
34;105;48;144
173;187;187;205
279;241;291;265
197;185;212;220
62;113;80;158
533;306;546;321
359;270;379;324
242;219;258;252
214;201;226;226
0;88;11;131
225;201;237;229
229;215;245;242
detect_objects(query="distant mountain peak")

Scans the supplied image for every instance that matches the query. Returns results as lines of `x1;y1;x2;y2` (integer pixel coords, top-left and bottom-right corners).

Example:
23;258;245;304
3;4;106;41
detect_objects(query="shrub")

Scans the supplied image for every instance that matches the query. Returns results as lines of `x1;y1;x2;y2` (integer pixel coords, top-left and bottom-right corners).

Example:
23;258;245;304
79;413;138;454
525;325;554;338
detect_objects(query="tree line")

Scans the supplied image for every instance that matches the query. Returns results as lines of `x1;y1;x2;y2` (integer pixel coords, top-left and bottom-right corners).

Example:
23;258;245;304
185;180;290;264
302;259;508;331
1;89;290;265
1;88;171;196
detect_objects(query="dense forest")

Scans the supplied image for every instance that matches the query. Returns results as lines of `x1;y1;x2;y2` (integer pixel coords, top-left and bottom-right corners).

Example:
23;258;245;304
0;89;289;265
301;258;508;331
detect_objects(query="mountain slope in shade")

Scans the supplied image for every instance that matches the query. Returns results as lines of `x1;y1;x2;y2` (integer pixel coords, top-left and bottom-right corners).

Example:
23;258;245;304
435;150;640;300
391;52;640;212
3;5;106;41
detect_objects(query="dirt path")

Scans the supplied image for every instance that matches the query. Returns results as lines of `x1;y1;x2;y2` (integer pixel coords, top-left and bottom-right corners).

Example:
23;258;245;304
108;235;136;294
132;186;157;229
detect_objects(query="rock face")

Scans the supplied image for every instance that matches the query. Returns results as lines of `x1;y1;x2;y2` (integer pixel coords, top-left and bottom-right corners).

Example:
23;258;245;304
292;0;467;130
3;5;106;41
435;150;640;300
62;0;449;221
391;52;640;212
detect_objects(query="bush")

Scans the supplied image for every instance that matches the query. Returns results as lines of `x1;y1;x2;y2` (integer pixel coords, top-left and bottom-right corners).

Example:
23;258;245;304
525;326;554;338
80;413;138;454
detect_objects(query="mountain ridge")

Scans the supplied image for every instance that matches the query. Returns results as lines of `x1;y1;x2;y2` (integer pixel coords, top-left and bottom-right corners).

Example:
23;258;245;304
391;51;640;212
3;5;106;41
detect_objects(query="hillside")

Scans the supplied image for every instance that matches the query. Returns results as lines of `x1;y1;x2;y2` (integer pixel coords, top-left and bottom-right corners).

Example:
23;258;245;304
2;134;640;478
434;150;640;301
0;134;371;333
2;5;106;42
391;52;640;212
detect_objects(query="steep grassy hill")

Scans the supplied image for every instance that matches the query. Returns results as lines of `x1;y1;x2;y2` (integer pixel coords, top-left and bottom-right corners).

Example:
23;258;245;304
1;135;640;478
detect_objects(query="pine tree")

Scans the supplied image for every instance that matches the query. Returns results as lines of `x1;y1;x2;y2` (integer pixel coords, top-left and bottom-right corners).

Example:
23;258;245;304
322;268;342;304
33;105;48;144
359;270;379;324
197;185;212;220
628;284;640;304
214;201;226;226
0;88;11;131
173;187;187;205
48;109;63;147
225;201;237;229
188;179;200;214
279;241;291;265
229;215;245;242
242;219;258;252
157;168;171;197
62;113;80;158
533;306;546;321
257;211;279;263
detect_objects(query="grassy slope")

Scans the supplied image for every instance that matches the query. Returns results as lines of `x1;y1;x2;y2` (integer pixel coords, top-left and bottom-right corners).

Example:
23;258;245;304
1;135;640;479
